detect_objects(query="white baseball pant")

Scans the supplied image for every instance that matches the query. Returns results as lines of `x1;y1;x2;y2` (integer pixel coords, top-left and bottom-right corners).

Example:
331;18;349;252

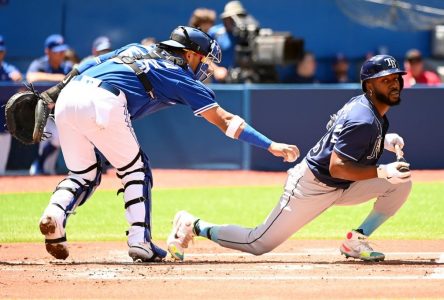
51;79;147;246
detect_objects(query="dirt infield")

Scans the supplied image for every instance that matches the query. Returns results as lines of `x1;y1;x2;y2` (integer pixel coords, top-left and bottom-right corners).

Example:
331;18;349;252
1;240;443;299
1;169;443;299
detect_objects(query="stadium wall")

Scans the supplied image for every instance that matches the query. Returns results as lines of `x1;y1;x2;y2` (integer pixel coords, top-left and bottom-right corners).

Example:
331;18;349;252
1;83;443;171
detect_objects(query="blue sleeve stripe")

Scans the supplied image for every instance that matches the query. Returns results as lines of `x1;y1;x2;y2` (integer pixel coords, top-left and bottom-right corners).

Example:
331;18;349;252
193;103;219;116
333;147;359;161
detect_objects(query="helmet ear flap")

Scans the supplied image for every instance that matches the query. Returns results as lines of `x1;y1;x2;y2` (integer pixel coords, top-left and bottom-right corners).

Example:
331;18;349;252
399;74;404;90
361;80;367;92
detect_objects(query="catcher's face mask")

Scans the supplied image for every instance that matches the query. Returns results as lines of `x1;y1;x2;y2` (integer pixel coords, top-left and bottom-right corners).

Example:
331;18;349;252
161;26;222;82
193;41;222;82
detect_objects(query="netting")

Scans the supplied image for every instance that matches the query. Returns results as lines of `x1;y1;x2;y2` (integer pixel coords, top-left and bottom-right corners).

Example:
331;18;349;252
336;0;444;31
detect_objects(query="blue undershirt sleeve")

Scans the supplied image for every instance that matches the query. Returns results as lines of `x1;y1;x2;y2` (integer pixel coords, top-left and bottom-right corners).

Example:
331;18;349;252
238;124;273;150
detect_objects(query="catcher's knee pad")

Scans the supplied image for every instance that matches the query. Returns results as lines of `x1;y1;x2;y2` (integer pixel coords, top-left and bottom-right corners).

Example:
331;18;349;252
116;149;154;243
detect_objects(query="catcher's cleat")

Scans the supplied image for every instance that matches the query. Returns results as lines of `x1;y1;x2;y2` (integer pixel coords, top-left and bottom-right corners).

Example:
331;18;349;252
167;211;196;261
128;242;166;262
39;215;69;260
340;230;385;262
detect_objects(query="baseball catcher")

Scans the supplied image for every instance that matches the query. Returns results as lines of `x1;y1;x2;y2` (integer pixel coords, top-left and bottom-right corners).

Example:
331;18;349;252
35;26;298;263
4;69;79;144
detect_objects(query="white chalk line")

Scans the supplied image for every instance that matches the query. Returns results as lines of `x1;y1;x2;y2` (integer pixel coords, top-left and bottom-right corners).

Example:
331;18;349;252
86;274;443;281
4;250;443;282
184;251;444;258
428;253;444;279
81;250;444;281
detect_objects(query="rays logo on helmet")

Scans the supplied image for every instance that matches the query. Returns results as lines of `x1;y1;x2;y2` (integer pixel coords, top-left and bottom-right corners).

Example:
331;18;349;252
385;57;397;68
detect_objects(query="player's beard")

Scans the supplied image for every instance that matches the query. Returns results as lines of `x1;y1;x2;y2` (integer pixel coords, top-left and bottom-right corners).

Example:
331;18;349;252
374;89;401;106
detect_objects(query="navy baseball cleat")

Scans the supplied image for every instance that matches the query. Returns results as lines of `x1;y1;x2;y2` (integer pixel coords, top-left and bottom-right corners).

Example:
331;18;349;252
340;230;385;262
128;241;167;262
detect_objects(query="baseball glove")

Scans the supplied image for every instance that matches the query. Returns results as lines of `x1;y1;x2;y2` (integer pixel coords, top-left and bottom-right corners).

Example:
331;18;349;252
4;85;50;145
4;68;80;145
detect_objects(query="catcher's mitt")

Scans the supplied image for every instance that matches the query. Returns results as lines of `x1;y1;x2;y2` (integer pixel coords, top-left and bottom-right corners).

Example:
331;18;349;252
4;88;50;145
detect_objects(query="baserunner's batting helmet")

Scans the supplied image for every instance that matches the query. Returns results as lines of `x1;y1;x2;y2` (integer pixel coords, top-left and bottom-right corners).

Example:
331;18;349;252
360;55;406;92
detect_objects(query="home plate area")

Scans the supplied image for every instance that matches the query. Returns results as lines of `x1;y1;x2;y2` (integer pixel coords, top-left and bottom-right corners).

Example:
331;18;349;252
1;240;443;299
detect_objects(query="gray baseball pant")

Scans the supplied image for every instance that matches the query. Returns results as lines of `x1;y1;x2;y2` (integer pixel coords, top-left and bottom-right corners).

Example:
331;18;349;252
213;159;412;255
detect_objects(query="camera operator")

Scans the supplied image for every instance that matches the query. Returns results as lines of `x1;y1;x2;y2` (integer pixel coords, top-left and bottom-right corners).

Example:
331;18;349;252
208;1;303;83
207;1;246;82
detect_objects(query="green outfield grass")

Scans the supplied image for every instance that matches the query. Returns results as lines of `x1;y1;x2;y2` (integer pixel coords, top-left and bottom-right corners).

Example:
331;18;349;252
0;182;443;243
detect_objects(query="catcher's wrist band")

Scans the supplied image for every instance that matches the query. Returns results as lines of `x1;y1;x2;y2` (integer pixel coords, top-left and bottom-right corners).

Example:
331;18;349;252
238;124;272;150
225;115;244;138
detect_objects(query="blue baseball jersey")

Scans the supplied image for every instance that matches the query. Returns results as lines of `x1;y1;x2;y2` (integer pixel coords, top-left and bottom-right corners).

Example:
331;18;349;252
78;43;218;120
306;94;389;188
27;56;73;75
0;61;20;81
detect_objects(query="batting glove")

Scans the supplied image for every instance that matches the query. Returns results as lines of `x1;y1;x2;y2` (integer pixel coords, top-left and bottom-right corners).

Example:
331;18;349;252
377;161;411;184
384;133;404;153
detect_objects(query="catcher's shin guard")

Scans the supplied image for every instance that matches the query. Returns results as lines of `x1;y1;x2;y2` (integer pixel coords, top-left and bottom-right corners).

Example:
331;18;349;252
40;154;103;259
117;150;166;261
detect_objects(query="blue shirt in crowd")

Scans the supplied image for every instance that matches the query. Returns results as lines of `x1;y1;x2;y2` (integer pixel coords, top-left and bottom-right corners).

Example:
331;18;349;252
27;56;73;75
0;61;20;81
207;24;235;70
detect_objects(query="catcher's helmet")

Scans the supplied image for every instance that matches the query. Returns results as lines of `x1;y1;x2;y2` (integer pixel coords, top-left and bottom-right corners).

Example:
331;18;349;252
360;55;406;92
160;26;218;57
159;26;221;82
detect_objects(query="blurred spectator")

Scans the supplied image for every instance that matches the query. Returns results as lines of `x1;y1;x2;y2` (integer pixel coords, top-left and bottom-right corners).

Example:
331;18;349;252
207;1;249;82
0;35;22;175
65;48;81;67
189;8;216;33
0;35;22;82
331;53;351;83
81;36;113;63
140;37;156;47
283;51;319;83
92;36;112;56
403;49;441;88
26;34;73;83
27;34;73;175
